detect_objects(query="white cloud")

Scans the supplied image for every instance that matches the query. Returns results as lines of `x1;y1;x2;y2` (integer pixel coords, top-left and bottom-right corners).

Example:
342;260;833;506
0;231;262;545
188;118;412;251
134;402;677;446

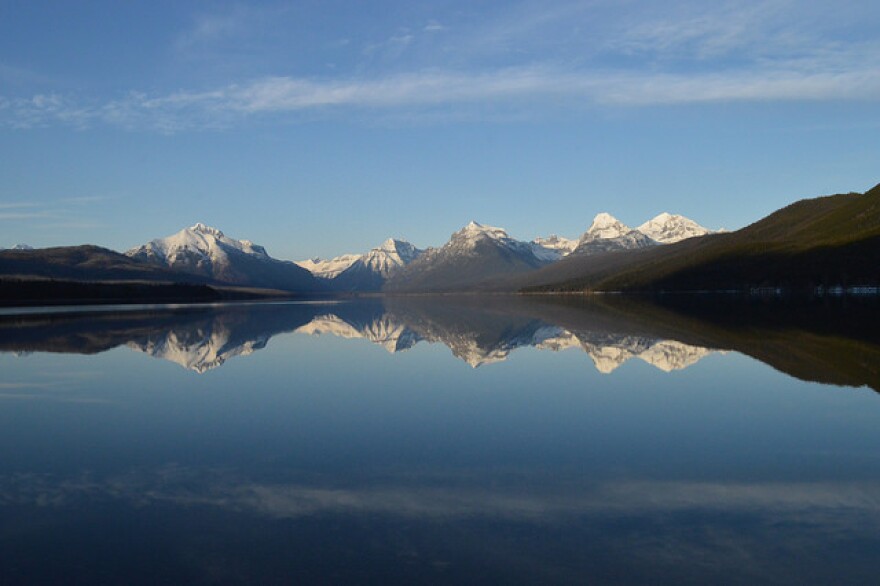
2;59;878;133
2;1;878;132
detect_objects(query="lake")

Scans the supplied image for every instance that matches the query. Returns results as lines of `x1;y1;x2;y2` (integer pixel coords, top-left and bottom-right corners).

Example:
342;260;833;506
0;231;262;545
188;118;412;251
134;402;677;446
1;295;879;584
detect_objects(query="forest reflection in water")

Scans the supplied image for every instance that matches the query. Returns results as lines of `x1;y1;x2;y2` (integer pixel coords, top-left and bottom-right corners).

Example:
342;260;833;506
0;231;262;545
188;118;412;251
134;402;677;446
0;294;878;390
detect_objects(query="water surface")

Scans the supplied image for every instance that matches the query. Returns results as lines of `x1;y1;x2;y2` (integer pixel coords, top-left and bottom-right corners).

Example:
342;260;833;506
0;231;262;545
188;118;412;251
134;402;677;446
1;296;879;584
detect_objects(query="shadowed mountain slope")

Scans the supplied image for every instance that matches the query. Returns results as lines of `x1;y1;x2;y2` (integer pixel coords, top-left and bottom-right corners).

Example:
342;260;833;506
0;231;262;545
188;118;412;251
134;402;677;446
0;246;205;283
522;184;880;292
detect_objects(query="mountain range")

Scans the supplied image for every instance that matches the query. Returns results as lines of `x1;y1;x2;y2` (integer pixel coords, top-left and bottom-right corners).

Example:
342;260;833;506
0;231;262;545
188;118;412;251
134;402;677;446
2;183;878;300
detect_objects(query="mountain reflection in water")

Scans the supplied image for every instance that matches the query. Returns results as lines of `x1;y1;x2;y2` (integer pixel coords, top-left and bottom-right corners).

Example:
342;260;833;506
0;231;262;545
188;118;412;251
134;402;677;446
0;295;877;390
2;296;880;585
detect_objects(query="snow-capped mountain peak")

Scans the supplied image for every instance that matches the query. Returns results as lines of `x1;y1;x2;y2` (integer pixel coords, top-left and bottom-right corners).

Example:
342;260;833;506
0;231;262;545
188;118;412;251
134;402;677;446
190;222;224;238
360;238;423;276
378;237;399;251
135;223;270;262
456;221;509;242
636;213;713;244
298;238;423;287
584;213;632;240
376;238;420;260
124;223;324;292
573;213;656;255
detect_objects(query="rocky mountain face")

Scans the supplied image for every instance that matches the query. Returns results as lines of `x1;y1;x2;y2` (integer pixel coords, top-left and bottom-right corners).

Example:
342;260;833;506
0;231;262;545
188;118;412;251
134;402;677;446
384;221;553;292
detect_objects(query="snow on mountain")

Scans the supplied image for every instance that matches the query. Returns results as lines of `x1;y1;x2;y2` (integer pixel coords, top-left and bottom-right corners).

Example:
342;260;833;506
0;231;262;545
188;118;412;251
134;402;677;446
355;238;423;277
127;223;267;268
586;213;633;240
1;244;34;251
636;212;713;244
532;235;578;259
532;212;713;260
573;213;656;255
385;221;552;292
298;239;422;282
296;254;361;279
528;242;566;262
439;221;545;259
126;223;320;291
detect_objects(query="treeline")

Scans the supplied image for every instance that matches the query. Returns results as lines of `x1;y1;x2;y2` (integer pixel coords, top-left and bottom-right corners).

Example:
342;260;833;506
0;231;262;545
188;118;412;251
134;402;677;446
0;278;227;306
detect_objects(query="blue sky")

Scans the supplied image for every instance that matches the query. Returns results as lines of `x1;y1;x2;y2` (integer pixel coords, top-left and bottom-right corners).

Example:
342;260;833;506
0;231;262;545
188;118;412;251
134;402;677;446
1;0;878;259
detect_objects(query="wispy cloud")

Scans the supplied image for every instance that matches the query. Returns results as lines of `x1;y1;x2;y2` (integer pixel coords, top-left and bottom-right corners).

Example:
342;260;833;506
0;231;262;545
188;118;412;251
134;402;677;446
2;1;877;132
174;6;255;51
3;59;878;132
56;195;117;205
0;202;41;210
0;195;113;237
0;211;55;221
608;0;794;59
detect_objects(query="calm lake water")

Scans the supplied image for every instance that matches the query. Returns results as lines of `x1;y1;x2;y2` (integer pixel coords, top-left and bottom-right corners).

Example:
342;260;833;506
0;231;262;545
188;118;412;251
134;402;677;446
1;296;879;584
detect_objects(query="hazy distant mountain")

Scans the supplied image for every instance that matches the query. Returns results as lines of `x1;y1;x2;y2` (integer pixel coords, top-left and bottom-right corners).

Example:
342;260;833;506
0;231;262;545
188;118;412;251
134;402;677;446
1;244;34;251
385;221;552;292
333;239;424;291
295;254;361;279
573;213;656;255
531;235;579;258
127;223;323;292
637;212;714;243
297;238;423;291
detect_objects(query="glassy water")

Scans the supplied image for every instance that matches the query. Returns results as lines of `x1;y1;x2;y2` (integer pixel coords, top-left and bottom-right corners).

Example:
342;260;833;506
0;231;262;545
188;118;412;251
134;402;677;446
0;296;879;584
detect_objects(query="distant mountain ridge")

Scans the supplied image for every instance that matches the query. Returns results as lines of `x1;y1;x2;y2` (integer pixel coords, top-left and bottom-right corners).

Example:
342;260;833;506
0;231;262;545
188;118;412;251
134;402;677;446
13;184;875;298
384;221;553;292
299;238;424;291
